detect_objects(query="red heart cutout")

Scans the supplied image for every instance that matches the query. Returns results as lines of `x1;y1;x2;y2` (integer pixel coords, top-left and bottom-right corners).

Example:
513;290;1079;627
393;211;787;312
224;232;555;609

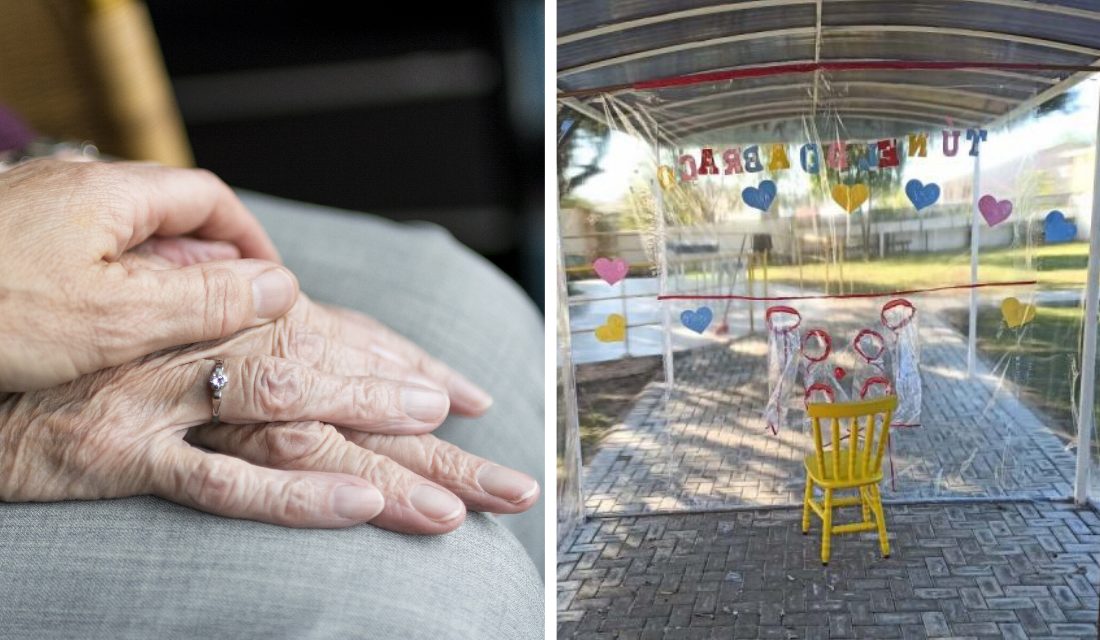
834;366;847;381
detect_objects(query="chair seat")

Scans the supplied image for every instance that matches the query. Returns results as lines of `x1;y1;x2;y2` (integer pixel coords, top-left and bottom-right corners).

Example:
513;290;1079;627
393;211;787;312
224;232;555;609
804;448;883;488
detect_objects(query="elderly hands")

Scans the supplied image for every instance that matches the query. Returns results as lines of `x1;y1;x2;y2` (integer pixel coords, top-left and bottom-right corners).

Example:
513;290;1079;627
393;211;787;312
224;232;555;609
0;159;294;391
0;160;538;532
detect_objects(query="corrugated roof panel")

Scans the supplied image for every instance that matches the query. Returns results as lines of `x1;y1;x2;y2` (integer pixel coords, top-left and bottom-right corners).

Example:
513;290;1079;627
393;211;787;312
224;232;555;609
561;36;818;90
822;0;1100;54
558;1;1100;139
661;81;1013;121
681;116;941;144
557;0;811;38
560;4;818;69
820;32;1096;66
637;68;1046;106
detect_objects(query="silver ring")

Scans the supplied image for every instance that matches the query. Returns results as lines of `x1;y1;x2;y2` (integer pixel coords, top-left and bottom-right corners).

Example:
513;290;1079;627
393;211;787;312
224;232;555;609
209;359;228;424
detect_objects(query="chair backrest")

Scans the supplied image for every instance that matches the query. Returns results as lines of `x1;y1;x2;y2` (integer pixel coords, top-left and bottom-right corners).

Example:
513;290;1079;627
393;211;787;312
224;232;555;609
0;0;193;166
805;395;897;482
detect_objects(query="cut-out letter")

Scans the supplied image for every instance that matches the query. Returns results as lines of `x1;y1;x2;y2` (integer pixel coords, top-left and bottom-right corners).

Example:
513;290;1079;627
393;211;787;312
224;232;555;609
743;145;763;173
698;148;719;175
800;144;820;173
657;165;676;190
853;144;876;171
877;139;900;168
941;130;960;157
767;144;790;171
679;154;698;182
907;133;928;157
966;129;988;157
826;141;848;170
723;148;743;174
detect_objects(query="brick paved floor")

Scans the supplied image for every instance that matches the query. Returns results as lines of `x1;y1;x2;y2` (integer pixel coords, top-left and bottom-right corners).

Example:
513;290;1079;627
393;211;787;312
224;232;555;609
558;502;1100;639
583;308;1080;516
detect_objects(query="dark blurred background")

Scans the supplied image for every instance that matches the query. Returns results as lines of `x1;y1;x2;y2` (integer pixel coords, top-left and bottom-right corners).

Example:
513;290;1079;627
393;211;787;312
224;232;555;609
0;0;544;306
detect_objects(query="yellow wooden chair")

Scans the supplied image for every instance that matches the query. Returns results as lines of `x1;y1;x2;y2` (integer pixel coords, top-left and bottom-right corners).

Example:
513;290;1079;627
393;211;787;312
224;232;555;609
802;395;897;565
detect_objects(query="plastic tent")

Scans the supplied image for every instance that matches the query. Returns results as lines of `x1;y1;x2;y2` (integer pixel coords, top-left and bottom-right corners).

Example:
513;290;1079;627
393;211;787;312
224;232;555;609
557;0;1100;544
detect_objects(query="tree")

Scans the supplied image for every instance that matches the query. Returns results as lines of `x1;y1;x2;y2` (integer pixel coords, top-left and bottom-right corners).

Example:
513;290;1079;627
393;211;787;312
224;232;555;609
557;106;609;199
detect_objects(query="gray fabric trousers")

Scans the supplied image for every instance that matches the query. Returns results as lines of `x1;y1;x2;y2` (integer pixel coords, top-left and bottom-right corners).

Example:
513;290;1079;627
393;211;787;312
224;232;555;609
0;192;545;639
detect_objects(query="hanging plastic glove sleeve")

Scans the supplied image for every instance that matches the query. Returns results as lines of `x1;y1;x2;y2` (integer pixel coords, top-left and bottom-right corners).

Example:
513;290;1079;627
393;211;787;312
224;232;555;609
802;328;846;404
764;305;802;435
882;299;921;426
851;328;890;400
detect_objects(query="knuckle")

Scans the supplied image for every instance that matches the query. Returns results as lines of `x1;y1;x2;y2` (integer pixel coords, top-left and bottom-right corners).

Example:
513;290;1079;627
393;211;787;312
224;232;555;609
425;440;474;482
258;421;337;468
275;323;327;369
351;450;404;494
272;476;319;524
353;381;398;423
249;359;309;420
191;455;239;512
200;266;247;338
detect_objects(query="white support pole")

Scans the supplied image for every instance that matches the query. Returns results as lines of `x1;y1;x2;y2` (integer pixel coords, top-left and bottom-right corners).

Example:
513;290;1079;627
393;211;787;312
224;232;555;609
654;175;674;406
1073;101;1100;505
967;151;981;377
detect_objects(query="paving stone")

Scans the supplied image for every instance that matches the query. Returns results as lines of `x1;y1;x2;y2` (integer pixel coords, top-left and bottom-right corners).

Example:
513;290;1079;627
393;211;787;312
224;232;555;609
558;504;1100;639
580;314;1080;517
562;310;1100;639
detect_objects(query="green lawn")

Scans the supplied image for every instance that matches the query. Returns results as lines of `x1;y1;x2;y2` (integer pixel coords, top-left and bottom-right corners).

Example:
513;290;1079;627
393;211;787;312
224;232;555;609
944;307;1089;442
688;241;1099;444
764;242;1090;294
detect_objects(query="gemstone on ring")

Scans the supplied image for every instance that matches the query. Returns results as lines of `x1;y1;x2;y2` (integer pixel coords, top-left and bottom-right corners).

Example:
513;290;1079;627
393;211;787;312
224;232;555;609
209;368;228;392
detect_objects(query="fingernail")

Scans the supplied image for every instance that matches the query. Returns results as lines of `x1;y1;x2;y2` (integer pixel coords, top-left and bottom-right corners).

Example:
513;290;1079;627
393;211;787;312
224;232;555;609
449;375;493;412
333;485;384;521
407;373;446;392
477;465;539;504
410;485;463;522
401;385;449;422
252;268;296;318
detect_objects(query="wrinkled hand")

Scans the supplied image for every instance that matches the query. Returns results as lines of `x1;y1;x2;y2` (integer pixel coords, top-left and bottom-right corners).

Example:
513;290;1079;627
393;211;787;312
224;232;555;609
0;248;535;532
0;159;299;391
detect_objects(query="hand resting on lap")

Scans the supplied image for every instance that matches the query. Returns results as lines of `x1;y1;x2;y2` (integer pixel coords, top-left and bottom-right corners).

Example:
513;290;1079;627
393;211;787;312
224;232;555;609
0;195;538;534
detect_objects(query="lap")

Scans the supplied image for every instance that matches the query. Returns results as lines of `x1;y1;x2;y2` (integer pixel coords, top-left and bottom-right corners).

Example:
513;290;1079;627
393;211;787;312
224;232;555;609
0;193;545;638
0;497;542;639
241;191;545;571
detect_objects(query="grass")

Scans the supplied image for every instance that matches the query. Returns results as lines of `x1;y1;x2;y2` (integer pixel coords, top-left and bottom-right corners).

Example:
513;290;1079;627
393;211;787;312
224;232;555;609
556;357;663;483
559;241;1099;489
762;242;1090;294
943;307;1089;442
687;240;1099;448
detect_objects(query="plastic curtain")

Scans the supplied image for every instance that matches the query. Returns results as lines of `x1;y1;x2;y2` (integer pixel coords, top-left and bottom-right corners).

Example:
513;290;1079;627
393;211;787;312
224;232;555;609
558;69;1100;514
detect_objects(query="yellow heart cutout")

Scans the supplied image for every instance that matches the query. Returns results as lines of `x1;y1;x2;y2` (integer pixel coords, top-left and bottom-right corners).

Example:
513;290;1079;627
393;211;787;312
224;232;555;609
1001;297;1036;328
595;314;626;342
832;184;869;213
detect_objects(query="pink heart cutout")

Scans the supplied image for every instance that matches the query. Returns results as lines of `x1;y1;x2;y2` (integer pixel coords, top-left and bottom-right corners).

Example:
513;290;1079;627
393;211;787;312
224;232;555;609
978;195;1012;227
593;257;629;285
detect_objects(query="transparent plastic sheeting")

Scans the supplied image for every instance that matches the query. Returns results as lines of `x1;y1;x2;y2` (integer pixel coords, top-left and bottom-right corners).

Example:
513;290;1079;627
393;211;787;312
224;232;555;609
556;229;584;543
558;69;1100;517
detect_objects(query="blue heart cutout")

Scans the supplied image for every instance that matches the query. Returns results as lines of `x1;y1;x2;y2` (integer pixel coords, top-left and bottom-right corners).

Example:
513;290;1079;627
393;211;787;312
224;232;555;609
742;180;777;212
681;307;713;334
1044;210;1077;243
905;179;940;212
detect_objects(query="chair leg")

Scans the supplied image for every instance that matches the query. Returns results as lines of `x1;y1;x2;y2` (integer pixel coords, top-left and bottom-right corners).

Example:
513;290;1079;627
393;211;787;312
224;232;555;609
821;489;834;565
802;478;814;534
870;484;890;558
860;487;871;524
